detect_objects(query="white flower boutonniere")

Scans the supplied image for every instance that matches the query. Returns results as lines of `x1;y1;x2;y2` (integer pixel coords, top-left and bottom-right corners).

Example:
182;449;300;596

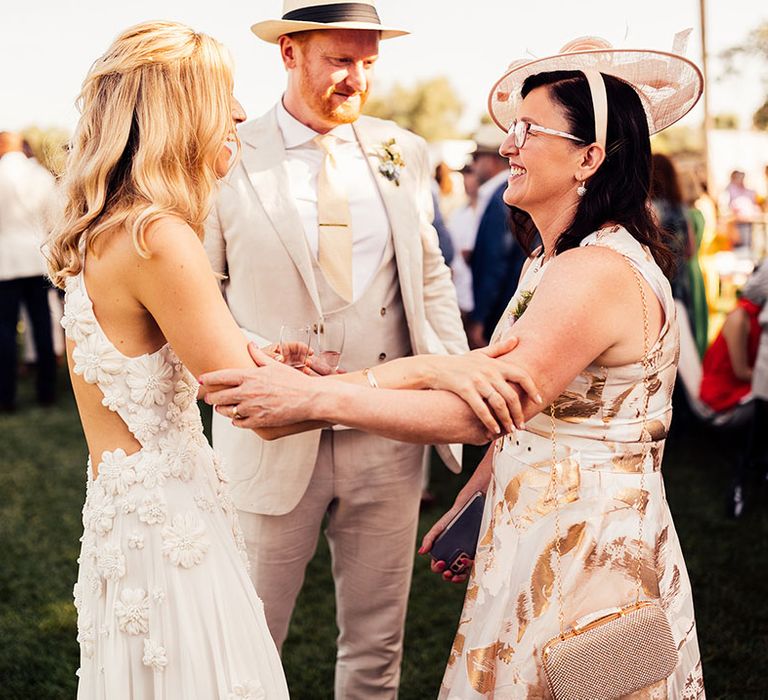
373;138;405;186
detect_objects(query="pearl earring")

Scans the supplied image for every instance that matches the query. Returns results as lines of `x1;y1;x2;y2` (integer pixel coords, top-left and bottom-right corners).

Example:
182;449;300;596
576;181;587;197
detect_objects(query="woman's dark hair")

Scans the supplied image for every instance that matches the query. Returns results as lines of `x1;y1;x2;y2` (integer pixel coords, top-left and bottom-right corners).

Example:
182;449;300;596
650;153;683;205
515;70;676;278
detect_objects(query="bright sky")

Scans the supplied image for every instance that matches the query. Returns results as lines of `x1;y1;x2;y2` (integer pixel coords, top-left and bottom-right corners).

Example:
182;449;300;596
1;0;765;134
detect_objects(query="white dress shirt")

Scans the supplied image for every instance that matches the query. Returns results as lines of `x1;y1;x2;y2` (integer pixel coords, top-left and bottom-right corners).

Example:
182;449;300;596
0;152;57;281
276;100;390;302
447;203;479;312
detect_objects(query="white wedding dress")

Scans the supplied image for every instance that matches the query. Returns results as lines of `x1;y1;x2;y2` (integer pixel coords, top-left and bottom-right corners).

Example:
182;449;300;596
62;270;289;699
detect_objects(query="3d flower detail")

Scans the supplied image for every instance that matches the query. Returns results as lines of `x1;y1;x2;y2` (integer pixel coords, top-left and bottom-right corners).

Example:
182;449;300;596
83;487;116;536
173;374;199;411
228;680;266;700
135;455;171;490
127;532;145;550
126;354;174;407
72;332;123;385
96;544;126;581
373;138;405;186
130;408;163;445
160;431;197;481
138;494;167;525
60;285;97;342
114;588;150;635
77;614;95;659
162;512;209;568
142;638;168;671
97;448;138;497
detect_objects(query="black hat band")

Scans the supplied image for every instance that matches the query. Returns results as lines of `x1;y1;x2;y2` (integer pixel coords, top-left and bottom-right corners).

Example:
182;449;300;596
283;3;381;25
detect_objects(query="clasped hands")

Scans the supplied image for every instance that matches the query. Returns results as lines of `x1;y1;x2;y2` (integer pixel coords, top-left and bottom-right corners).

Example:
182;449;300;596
198;335;542;439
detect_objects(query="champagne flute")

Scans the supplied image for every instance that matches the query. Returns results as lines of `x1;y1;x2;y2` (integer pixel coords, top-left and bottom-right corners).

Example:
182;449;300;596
279;325;312;369
316;317;345;373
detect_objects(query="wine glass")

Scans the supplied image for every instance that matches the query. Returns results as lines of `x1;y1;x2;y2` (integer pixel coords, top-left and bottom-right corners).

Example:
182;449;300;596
316;317;345;373
279;325;312;369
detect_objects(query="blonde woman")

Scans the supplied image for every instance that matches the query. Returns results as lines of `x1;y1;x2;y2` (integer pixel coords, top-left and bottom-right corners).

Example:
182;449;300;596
47;22;288;698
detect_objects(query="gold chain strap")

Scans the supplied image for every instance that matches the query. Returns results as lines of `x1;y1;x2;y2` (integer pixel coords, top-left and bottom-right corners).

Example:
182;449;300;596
549;252;653;637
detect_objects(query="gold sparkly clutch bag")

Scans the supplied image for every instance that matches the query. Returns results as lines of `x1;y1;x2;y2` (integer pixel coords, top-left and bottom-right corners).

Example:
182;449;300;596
541;254;678;699
541;601;678;700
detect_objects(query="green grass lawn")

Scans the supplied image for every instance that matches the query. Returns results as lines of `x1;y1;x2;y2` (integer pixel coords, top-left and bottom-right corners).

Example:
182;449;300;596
1;367;766;698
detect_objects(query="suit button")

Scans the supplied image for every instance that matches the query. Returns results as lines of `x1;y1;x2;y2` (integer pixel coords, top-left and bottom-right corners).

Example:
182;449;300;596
378;352;387;361
380;307;387;316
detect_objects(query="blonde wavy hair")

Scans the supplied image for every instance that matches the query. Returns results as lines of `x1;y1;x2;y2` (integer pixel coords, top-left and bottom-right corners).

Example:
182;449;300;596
48;21;236;288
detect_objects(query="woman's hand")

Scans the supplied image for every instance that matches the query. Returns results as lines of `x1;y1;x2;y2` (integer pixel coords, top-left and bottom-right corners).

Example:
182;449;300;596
417;446;494;584
199;343;321;429
417;495;475;584
420;336;542;435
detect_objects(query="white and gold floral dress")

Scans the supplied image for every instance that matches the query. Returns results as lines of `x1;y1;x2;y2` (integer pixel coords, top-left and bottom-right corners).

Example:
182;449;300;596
62;270;289;699
440;227;704;699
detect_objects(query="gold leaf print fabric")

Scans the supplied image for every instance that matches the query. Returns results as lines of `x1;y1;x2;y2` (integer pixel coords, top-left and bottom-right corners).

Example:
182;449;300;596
439;228;704;699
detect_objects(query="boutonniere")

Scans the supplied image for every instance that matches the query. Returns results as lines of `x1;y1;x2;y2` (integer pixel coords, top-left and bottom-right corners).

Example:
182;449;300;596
373;138;405;186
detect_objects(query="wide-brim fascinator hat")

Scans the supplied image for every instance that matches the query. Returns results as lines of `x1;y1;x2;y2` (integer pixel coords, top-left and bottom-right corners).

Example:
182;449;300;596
488;32;704;148
252;0;409;44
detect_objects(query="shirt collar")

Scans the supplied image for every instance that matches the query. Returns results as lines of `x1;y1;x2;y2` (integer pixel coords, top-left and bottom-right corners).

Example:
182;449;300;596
478;170;509;199
276;98;356;149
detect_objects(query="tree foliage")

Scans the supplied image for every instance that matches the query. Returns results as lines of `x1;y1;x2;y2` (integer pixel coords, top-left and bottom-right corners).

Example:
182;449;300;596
651;125;703;155
721;22;768;131
20;126;70;176
753;99;768;131
364;76;464;141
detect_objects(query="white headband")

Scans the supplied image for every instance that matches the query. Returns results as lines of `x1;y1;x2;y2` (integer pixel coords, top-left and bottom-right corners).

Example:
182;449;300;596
582;69;607;150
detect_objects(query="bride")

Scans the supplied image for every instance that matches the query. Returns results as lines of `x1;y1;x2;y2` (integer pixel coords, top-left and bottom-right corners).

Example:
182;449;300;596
46;21;290;698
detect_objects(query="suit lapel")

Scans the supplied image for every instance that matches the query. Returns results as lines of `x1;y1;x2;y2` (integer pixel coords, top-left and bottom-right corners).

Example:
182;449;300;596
240;108;322;314
352;120;416;319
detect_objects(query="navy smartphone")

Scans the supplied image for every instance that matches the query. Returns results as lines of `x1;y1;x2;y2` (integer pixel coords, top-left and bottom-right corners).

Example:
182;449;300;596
430;491;485;575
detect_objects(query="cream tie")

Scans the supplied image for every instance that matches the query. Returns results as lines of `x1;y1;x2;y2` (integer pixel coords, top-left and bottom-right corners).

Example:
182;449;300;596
314;134;353;302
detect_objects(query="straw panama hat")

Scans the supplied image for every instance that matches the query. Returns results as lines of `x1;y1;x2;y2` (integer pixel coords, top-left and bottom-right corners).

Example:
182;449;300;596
488;34;704;137
251;0;409;44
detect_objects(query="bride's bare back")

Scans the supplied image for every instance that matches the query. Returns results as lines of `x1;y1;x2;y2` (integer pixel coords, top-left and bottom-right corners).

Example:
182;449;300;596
67;217;256;475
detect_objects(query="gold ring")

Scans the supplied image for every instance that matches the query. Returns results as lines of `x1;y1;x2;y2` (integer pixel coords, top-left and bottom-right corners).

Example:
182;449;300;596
232;406;241;421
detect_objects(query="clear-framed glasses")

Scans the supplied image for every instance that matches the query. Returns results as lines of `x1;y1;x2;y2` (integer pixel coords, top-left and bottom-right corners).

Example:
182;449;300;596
507;120;584;149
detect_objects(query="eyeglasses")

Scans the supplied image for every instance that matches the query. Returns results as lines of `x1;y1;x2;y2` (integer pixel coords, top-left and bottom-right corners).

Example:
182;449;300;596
507;120;584;149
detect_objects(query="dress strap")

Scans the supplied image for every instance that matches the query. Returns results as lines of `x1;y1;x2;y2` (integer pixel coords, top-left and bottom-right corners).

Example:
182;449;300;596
580;226;674;322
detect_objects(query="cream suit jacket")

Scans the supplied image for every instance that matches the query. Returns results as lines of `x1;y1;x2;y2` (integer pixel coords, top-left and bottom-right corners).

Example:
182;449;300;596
205;107;468;515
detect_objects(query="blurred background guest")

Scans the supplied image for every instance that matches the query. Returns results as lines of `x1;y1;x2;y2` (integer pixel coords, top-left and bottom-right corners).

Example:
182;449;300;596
466;125;529;348
446;163;479;322
681;174;710;358
431;189;455;265
0;131;57;412
724;169;760;251
433;161;465;220
699;293;760;413
652;153;706;350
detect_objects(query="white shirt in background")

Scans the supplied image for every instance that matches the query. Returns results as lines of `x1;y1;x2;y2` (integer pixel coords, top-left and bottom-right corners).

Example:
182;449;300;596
0;152;57;281
447;203;479;312
276;100;390;302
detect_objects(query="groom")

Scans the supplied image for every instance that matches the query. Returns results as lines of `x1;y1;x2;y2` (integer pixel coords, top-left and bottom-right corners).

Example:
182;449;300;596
205;2;467;697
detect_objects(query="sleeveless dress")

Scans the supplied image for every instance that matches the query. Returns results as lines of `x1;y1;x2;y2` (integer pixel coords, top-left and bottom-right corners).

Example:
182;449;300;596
62;270;290;699
439;227;705;699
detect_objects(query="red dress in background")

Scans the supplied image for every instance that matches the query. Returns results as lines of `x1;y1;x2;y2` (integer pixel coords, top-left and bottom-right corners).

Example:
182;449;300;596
700;298;761;412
